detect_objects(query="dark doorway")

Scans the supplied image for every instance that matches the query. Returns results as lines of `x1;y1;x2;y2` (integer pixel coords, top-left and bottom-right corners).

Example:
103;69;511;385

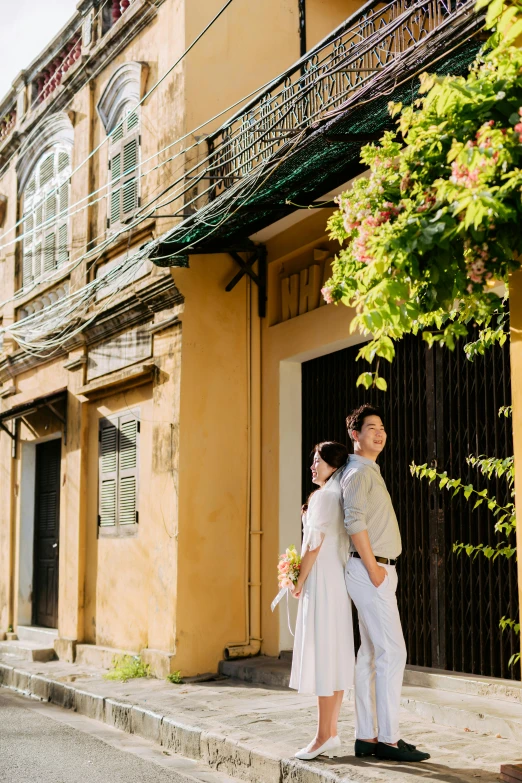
302;330;519;679
33;439;61;628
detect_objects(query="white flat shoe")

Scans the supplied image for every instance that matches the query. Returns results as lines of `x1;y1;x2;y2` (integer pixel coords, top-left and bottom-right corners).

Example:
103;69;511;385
294;736;342;760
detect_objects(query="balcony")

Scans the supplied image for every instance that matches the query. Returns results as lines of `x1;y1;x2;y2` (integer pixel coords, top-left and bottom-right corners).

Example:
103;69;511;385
0;108;16;144
33;36;82;105
147;0;484;266
102;0;138;36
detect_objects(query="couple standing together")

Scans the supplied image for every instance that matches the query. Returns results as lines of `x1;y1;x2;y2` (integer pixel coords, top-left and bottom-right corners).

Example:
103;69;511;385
289;404;430;763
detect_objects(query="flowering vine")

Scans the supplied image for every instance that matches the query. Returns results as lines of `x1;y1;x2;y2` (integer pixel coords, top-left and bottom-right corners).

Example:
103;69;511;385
324;1;522;389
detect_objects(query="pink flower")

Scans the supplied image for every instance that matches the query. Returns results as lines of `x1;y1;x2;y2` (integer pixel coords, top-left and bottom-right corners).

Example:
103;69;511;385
278;561;290;574
321;286;335;304
515;123;522;134
280;577;293;589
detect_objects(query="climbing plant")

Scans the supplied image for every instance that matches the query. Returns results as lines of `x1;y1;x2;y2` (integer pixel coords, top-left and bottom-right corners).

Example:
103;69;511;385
324;0;522;389
323;0;521;665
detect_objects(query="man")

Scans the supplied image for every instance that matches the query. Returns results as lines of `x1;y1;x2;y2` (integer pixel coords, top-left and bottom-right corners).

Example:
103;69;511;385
341;403;430;762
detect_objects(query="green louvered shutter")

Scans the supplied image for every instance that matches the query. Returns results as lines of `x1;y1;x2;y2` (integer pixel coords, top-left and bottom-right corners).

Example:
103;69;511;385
99;420;118;527
108;110;140;228
98;413;139;531
118;414;139;525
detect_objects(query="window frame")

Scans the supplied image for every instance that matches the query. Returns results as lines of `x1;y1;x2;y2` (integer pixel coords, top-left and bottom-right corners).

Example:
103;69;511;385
98;408;140;538
21;145;71;290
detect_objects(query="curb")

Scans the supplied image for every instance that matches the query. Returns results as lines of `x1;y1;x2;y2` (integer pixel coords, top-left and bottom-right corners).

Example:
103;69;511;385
0;662;335;783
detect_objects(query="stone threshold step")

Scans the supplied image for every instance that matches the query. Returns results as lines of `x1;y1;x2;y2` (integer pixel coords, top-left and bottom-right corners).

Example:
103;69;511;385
0;640;56;663
220;658;522;740
400;684;522;741
16;625;58;644
220;656;522;704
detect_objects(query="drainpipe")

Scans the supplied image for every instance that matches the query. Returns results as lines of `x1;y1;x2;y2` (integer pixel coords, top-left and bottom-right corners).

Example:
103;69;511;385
224;275;262;658
299;0;307;57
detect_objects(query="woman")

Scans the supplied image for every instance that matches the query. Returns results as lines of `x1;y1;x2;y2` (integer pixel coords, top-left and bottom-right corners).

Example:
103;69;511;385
289;441;354;760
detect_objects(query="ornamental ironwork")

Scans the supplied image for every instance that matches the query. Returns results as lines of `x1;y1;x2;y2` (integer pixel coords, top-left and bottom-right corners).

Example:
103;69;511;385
194;0;480;210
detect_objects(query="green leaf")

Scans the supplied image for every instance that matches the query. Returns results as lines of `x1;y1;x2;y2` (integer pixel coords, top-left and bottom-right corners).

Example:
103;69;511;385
375;376;388;391
504;16;522;42
356;372;373;389
485;0;504;27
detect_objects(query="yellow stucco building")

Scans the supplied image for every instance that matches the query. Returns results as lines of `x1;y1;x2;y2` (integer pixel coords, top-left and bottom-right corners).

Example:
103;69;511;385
0;0;520;683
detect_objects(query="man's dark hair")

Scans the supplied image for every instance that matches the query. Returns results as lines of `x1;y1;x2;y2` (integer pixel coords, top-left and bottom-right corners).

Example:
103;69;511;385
346;404;383;442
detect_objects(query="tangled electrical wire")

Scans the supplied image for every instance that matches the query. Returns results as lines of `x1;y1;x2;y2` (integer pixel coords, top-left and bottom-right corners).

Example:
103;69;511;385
0;0;480;360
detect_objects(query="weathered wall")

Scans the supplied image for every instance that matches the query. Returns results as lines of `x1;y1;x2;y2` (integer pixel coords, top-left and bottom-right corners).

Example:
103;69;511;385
305;0;362;49
169;254;249;673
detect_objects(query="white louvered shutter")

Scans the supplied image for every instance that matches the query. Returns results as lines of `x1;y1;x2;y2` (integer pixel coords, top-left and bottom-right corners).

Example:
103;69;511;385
21;146;71;289
118;414;139;525
43;231;56;272
99;420;118;527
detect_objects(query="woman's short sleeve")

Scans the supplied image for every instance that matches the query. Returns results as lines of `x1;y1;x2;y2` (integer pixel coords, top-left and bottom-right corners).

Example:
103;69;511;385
302;525;324;552
303;489;342;551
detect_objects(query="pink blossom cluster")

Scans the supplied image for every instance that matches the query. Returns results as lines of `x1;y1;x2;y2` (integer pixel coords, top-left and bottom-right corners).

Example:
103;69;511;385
450;157;488;188
464;239;496;291
339;195;403;266
321;286;335;304
416;193;437;213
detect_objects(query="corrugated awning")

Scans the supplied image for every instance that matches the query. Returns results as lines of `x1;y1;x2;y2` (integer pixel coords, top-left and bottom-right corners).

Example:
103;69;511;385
0;389;67;444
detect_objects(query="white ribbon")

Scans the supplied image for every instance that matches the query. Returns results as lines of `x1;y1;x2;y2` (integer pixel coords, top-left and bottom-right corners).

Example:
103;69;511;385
270;586;295;637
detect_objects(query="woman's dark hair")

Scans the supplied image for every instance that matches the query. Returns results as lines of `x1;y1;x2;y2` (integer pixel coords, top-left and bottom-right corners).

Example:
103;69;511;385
302;441;348;513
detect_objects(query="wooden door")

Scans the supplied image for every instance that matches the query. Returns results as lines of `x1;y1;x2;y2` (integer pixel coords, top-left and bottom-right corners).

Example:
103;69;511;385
33;439;61;628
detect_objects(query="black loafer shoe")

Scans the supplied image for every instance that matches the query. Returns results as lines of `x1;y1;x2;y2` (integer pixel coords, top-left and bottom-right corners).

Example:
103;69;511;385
375;742;430;762
354;739;378;757
397;739;417;751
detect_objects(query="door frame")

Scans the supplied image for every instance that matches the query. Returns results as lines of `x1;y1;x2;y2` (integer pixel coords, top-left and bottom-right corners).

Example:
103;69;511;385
17;432;62;629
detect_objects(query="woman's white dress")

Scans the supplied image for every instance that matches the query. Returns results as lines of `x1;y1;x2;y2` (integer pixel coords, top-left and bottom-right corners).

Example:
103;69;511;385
289;472;355;697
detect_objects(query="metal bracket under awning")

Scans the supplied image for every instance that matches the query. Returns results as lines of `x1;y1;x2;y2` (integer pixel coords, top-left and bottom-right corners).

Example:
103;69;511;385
0;389;68;449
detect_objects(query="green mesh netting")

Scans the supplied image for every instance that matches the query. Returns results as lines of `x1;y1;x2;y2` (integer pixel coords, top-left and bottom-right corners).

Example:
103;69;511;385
151;38;482;267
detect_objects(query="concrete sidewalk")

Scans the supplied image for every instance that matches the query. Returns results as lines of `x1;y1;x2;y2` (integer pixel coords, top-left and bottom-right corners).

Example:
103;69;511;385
1;652;521;783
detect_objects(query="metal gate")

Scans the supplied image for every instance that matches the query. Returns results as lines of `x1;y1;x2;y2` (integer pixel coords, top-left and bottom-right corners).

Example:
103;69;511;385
301;331;519;679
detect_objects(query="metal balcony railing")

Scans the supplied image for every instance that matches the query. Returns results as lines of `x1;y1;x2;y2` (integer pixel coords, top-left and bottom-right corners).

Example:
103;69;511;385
174;0;479;219
207;0;474;194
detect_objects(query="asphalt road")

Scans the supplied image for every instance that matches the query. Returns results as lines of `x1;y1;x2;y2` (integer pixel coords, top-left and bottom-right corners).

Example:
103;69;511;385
0;690;236;783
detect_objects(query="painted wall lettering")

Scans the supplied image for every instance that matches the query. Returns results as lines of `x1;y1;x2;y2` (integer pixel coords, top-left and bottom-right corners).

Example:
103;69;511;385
279;250;332;323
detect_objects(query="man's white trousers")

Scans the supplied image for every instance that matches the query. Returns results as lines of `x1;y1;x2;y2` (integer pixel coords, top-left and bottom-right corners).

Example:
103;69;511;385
345;557;407;744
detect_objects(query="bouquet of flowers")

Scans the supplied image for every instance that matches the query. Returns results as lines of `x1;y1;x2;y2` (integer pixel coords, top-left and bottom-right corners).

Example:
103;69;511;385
271;546;301;622
277;545;301;590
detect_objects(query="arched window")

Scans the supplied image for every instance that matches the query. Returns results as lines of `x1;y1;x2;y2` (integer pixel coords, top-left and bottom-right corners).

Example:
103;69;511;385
97;62;146;229
22;146;71;287
16;111;74;290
